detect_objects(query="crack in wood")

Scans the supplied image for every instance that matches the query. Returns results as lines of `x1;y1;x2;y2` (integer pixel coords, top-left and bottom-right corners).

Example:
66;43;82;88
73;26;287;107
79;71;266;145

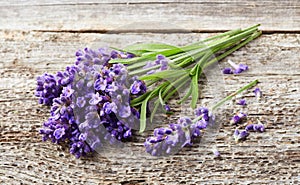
30;29;300;34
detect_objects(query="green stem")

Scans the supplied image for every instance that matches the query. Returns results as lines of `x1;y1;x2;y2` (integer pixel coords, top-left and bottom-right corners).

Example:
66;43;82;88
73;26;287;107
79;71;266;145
192;79;259;123
204;31;262;68
211;79;259;111
129;65;160;76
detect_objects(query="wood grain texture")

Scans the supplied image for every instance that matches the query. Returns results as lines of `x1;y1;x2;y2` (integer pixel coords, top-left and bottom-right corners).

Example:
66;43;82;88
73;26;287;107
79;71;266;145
0;0;299;32
0;30;299;184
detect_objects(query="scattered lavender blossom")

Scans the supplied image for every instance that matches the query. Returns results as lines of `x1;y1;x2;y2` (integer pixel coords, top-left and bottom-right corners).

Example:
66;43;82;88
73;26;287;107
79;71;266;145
223;60;248;75
237;99;247;106
228;59;249;74
230;112;247;125
164;105;171;112
222;67;234;74
233;129;249;142
212;147;221;157
245;120;265;132
253;87;262;100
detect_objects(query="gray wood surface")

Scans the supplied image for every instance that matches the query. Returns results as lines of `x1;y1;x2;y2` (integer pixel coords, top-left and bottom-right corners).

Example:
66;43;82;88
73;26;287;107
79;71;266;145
0;0;299;32
0;0;300;184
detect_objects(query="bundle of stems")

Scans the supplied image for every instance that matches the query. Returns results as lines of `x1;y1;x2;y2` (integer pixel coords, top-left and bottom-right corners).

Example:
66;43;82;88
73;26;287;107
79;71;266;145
110;24;262;132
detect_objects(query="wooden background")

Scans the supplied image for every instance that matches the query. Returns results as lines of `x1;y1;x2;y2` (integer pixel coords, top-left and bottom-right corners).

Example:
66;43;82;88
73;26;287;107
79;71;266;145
1;1;299;184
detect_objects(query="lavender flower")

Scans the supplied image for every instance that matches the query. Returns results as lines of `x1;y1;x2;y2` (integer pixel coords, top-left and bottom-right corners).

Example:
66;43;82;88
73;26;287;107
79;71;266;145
253;87;262;100
245;120;265;132
38;47;144;158
230;112;247;125
164;105;171;112
130;80;147;95
53;127;66;140
143;54;170;74
228;59;249;74
237;99;247;106
35;64;80;106
233;129;249;142
222;67;234;74
224;59;249;74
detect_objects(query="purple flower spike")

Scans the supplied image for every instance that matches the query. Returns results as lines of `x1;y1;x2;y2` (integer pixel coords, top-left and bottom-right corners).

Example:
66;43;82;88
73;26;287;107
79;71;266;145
145;107;214;156
228;59;249;74
35;73;62;106
237;99;247;106
253;87;262;100
194;107;209;116
222;67;234;74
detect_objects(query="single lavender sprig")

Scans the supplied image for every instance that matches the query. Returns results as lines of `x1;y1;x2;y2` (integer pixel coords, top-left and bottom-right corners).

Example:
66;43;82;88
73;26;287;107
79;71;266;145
144;80;259;156
144;109;213;156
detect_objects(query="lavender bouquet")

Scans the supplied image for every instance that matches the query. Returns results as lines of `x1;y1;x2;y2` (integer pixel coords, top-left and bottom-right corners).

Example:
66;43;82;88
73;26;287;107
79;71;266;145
35;25;263;158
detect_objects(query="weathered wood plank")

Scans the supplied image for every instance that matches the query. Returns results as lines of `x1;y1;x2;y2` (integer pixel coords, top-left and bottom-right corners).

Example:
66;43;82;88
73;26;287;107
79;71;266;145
0;31;299;184
0;0;299;32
